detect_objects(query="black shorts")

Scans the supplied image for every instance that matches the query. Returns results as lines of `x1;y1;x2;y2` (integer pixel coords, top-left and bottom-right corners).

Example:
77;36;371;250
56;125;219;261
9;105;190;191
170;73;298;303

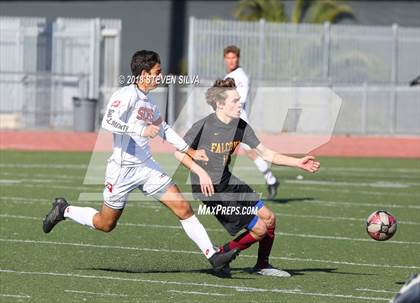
193;175;261;236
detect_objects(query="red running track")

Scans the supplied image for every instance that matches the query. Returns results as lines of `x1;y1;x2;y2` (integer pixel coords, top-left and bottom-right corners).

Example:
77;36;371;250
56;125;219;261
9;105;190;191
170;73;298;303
0;131;419;158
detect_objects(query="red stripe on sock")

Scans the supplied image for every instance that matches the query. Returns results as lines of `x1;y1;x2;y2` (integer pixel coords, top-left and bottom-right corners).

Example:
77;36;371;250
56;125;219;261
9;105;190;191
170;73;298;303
228;231;258;251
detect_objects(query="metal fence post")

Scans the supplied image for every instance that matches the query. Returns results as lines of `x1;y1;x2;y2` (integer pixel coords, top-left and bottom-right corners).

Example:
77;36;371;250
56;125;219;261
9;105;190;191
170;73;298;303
187;16;195;127
89;18;101;99
390;24;399;135
167;82;175;125
258;19;265;82
390;23;399;134
323;22;331;80
362;82;368;134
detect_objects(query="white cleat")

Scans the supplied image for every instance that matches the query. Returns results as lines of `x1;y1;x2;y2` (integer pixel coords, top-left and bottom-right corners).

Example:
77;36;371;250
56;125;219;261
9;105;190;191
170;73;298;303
254;265;291;278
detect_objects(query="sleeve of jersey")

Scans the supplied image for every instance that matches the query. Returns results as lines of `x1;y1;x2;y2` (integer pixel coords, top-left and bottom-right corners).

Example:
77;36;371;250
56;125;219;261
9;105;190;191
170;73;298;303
243;122;260;148
182;121;204;149
159;121;189;152
235;75;249;105
101;97;143;135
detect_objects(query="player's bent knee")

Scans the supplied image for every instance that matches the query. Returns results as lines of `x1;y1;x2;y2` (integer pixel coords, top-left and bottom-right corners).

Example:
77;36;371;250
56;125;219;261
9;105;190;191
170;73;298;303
99;221;117;232
94;214;118;232
267;212;276;228
252;220;268;239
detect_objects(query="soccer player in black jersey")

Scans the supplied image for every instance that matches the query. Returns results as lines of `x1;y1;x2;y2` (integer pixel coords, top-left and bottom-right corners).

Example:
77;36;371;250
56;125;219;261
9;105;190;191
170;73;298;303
175;78;320;277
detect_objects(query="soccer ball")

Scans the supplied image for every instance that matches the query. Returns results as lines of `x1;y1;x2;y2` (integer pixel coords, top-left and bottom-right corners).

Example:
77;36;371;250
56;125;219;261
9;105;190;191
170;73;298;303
366;210;397;241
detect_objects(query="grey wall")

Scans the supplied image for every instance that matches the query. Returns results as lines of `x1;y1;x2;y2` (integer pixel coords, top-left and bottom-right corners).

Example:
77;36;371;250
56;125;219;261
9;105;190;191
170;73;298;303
1;0;419;77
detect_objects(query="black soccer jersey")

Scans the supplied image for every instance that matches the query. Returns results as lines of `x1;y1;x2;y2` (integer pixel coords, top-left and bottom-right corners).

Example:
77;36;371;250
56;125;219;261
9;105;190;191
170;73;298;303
183;113;260;187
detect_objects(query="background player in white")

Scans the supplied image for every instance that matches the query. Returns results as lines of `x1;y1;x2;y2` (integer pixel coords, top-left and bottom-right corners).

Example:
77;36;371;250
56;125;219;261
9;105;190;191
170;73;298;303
42;50;239;273
223;45;279;200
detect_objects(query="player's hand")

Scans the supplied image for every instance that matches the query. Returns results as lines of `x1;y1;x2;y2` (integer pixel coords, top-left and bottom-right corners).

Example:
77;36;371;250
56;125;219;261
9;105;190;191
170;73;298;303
198;172;214;197
142;124;160;138
189;149;209;163
296;156;320;173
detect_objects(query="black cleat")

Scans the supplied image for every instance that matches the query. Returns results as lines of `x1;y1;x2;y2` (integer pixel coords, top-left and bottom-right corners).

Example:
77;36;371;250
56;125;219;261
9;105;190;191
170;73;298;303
267;181;280;200
208;248;240;273
212;264;232;278
42;198;69;233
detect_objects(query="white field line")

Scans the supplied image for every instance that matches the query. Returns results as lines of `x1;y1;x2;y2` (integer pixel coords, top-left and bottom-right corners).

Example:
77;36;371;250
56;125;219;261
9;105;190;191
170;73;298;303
64;289;128;297
0;175;420;189
278;213;420;225
1;176;419;198
1;238;419;270
1;214;419;245
3;195;420;215
0;293;31;299
285;180;420;188
0;183;101;191
0;178;74;184
324;167;419;174
356;288;397;294
167;290;232;297
2;197;420;230
0;163;87;169
4;210;420;229
2;170;418;181
0;171;81;180
298;200;420;210
1;162;419;174
288;186;419;197
0;269;390;301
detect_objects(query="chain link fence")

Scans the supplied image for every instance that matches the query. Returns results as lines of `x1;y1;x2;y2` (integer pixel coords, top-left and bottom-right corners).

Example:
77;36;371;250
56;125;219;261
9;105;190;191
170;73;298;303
0;16;121;130
188;18;420;136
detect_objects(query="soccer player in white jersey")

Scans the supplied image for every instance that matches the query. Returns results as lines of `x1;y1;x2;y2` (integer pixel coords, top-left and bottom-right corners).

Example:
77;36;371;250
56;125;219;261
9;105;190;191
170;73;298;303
223;45;279;200
42;50;239;273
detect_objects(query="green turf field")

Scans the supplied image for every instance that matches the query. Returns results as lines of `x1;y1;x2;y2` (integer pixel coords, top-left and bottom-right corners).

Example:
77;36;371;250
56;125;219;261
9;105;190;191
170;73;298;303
0;151;419;302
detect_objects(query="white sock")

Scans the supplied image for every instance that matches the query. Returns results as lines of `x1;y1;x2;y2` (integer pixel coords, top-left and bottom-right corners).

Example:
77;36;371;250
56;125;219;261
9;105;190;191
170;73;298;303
254;156;269;173
180;215;216;259
264;170;277;185
64;206;98;229
254;157;277;185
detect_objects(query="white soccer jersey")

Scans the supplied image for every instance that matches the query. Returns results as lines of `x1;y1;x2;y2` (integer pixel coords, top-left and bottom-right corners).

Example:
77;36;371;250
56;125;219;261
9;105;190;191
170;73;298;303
101;84;188;166
224;67;249;109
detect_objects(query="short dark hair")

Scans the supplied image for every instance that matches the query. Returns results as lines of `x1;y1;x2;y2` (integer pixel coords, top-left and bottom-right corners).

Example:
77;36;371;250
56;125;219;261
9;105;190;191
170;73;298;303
223;45;240;57
206;78;237;110
130;50;161;77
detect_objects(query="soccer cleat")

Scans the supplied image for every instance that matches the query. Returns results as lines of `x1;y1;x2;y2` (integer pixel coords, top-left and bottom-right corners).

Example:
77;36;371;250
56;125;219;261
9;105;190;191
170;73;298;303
267;181;280;200
42;197;69;233
253;264;291;277
208;248;240;273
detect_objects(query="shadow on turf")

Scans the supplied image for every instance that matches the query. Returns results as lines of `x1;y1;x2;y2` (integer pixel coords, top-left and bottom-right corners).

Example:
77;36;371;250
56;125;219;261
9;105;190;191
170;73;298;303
83;266;373;279
269;197;315;204
228;267;374;276
81;267;254;280
280;268;375;276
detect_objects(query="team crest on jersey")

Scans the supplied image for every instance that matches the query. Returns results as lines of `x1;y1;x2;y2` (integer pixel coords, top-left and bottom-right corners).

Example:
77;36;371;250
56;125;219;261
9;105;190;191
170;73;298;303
106;182;113;193
136;107;154;123
111;100;121;107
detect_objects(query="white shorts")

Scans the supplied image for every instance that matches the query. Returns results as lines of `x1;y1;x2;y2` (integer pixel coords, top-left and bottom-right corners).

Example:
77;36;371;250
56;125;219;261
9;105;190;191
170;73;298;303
103;158;173;210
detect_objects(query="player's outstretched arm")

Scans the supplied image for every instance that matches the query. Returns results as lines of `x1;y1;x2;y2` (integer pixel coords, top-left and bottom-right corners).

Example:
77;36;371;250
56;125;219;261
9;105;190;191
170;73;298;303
153;117;208;162
174;150;214;197
254;143;320;173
